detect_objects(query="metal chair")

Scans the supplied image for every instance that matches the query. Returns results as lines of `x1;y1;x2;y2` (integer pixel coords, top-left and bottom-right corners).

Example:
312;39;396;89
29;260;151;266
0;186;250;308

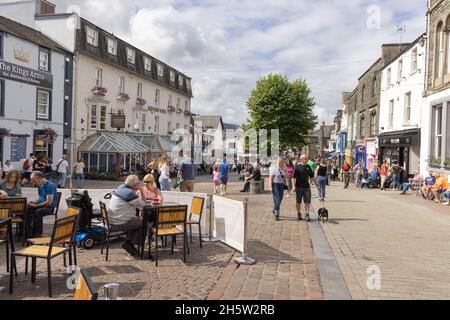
99;201;127;261
52;192;62;220
74;269;98;300
10;214;79;297
0;198;28;245
150;205;189;267
187;197;206;248
0;216;17;276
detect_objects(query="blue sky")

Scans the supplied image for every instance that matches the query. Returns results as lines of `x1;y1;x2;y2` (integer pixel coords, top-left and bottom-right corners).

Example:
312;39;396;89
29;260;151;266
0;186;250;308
51;0;427;126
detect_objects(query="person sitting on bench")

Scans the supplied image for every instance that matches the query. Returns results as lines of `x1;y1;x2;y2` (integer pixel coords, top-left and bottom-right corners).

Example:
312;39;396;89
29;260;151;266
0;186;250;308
240;163;261;193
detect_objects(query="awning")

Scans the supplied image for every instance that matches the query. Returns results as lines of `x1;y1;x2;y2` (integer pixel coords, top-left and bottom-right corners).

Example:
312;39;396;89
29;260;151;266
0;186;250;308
78;132;149;154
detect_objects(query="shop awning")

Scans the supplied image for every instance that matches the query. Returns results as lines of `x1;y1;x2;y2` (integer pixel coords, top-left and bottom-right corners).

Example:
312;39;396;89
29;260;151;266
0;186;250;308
78;132;149;154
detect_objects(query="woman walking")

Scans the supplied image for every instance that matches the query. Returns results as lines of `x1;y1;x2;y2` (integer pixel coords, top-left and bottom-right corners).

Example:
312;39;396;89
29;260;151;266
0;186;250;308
73;158;85;189
158;156;171;191
212;165;220;194
285;160;295;198
269;157;287;221
315;159;328;202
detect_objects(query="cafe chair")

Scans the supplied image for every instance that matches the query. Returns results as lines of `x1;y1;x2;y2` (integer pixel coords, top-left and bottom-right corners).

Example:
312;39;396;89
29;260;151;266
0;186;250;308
150;205;189;267
0;216;17;276
99;202;128;262
10;214;79;297
187;197;206;249
0;198;28;245
52;192;63;221
26;206;81;269
74;269;98;300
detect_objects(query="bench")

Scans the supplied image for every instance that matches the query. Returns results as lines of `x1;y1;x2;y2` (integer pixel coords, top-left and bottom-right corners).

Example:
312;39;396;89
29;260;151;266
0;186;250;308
250;181;263;194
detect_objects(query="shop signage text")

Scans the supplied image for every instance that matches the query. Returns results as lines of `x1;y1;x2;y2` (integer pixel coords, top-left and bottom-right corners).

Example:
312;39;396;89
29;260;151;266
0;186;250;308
0;59;53;89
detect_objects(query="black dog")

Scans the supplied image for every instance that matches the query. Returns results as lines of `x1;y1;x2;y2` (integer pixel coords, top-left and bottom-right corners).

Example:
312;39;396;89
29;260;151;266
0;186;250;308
317;207;329;223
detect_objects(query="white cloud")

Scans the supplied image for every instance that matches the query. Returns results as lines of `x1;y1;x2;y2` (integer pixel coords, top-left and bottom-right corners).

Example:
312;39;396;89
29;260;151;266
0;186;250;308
50;0;427;126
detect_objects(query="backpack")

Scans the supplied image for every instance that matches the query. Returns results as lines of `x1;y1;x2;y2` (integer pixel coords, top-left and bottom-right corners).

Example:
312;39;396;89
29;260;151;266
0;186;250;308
23;159;30;171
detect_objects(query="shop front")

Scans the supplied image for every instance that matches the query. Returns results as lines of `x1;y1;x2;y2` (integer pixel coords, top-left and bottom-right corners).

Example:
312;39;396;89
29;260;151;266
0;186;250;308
378;129;421;176
365;138;379;171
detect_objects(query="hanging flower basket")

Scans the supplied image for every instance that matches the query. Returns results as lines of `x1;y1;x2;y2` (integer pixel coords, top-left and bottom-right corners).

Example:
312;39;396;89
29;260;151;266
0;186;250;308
0;128;10;138
176;107;183;114
117;93;130;101
184;110;192;117
92;86;108;96
168;106;176;113
41;128;58;144
136;97;147;106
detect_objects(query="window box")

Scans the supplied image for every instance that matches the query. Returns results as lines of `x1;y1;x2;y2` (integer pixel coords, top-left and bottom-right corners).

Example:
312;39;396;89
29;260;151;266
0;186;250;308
168;106;176;113
184;110;191;117
428;157;442;167
92;86;108;96
117;93;130;102
176;108;183;114
136;97;147;106
40;128;58;145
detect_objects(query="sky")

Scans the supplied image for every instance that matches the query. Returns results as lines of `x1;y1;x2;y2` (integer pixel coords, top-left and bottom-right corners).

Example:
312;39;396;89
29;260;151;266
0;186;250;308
50;0;427;126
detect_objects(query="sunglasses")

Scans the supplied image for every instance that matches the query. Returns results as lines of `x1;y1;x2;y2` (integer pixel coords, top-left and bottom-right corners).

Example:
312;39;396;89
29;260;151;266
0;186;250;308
144;181;152;183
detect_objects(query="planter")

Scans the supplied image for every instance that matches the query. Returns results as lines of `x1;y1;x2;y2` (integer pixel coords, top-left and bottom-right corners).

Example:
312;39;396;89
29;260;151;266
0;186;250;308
117;93;130;102
184;110;192;117
136;97;147;106
176;108;183;114
92;86;107;96
168;106;176;113
40;128;58;145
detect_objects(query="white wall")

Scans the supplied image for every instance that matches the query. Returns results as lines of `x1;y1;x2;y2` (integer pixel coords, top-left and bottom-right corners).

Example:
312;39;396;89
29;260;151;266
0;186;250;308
35;14;78;52
0;33;66;166
0;1;37;28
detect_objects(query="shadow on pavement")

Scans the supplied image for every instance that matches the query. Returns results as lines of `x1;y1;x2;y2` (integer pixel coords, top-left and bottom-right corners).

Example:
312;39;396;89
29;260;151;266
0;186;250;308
326;218;369;225
247;239;300;263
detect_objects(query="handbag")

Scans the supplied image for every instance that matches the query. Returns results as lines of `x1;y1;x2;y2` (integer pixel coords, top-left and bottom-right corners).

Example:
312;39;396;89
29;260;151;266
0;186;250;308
278;168;289;190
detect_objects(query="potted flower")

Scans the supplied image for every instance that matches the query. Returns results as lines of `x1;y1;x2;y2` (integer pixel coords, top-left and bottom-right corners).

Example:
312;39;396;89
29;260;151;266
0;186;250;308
42;128;58;144
117;93;130;101
428;157;441;167
444;159;450;168
92;86;108;96
0;128;11;138
176;107;183;114
168;106;176;113
184;110;192;117
136;97;147;106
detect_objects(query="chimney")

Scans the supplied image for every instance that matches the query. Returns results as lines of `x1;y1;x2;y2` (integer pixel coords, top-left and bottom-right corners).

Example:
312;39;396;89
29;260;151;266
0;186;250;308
36;0;55;15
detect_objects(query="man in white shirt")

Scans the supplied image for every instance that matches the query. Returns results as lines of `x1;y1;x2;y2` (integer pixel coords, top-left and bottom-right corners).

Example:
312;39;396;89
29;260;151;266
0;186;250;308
56;154;69;189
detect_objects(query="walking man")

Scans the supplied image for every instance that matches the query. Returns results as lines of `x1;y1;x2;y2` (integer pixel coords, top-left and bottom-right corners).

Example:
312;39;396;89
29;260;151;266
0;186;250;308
179;153;196;193
219;158;229;196
292;154;315;222
342;162;351;189
56;154;69;189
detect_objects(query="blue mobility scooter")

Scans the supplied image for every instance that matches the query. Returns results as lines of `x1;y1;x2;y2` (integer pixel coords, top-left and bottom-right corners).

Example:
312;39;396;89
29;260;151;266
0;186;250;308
66;190;109;250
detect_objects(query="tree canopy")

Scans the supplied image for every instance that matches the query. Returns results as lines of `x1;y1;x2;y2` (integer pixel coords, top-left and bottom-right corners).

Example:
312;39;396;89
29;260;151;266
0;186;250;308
245;74;317;153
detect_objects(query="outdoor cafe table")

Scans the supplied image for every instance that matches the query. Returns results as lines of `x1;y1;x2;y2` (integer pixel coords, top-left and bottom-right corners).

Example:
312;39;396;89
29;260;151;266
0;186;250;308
140;202;182;259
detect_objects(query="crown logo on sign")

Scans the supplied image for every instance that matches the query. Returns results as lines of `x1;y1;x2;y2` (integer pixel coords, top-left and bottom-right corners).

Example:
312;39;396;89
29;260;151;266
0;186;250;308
14;47;30;62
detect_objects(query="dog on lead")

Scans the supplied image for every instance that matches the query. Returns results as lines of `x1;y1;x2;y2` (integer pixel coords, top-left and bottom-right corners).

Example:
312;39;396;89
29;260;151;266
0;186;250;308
317;207;329;223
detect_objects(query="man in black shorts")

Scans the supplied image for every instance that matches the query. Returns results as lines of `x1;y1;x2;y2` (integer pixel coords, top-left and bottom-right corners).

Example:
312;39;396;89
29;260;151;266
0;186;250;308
292;154;316;221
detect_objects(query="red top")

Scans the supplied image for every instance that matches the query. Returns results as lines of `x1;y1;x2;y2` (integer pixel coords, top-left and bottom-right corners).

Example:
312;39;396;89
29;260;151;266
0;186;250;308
380;164;388;176
342;164;350;172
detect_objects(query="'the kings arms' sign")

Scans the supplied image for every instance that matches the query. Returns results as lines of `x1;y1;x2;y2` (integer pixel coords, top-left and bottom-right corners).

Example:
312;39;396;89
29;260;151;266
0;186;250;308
0;59;53;89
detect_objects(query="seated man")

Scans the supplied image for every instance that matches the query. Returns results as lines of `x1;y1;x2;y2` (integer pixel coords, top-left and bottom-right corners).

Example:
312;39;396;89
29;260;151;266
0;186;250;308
108;175;146;256
360;170;371;188
401;170;423;195
421;171;436;199
240;164;261;193
27;171;58;237
370;167;380;188
432;174;448;204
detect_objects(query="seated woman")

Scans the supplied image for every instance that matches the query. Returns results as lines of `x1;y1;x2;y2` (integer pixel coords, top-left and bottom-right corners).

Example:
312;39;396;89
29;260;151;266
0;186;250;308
137;174;163;204
432;174;448;203
0;170;22;197
240;163;261;193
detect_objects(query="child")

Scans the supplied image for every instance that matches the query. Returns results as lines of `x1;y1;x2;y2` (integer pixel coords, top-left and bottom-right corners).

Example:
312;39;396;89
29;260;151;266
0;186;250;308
213;166;220;194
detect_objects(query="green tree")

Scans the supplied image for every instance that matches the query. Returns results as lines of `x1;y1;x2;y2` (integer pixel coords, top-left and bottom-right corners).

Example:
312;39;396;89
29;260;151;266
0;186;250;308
245;74;317;153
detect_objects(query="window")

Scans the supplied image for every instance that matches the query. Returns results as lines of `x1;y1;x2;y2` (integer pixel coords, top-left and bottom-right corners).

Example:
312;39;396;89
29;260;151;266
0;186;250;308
411;48;418;72
144;56;151;71
107;37;117;55
137;83;143;98
436;22;444;79
155;89;160;106
39;48;50;72
36;89;50;120
126;48;135;64
0;32;3;59
177;97;181;108
134;113;140;132
387;68;392;88
168;94;173;107
157;64;164;77
359;112;365;137
176;123;180;130
168;121;172;134
446;102;450;160
185;100;189;110
90;105;97;129
389;99;394;129
447;16;450;74
154;116;160;134
352;113;357;140
170;71;175;82
404;92;411;124
86;26;98;47
99;106;107;130
0;80;4;116
179;75;184;87
90;105;107;130
372;75;376;96
186;79;191;90
369;110;377;136
141;114;146;133
431;104;443;159
118;76;125;94
95;68;102;86
397;59;403;82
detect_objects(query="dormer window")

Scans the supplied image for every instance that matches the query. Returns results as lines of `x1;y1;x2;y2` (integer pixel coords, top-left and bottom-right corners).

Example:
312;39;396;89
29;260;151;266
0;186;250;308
107;37;117;56
179;75;184;87
157;64;164;77
186;79;191;90
170;70;175;82
144;56;151;71
126;48;135;64
86;26;98;47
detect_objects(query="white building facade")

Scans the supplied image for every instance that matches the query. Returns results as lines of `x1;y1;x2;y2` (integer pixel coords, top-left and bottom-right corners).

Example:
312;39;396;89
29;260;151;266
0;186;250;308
378;35;426;175
0;15;71;168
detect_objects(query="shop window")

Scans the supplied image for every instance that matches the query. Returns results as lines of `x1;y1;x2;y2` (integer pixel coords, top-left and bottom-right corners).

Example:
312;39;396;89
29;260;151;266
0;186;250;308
431;104;443;160
99;154;107;172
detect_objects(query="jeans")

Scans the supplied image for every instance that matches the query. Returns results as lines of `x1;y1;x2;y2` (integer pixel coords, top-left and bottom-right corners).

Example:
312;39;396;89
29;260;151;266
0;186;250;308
59;172;67;188
402;183;412;193
159;177;171;191
272;183;285;215
28;206;54;236
443;191;450;201
111;217;143;246
343;173;350;188
287;176;293;195
75;173;84;189
392;175;400;190
317;176;327;200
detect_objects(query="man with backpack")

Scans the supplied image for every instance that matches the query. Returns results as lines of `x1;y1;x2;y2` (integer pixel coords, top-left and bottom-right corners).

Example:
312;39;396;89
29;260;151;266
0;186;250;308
21;153;35;184
56;155;69;189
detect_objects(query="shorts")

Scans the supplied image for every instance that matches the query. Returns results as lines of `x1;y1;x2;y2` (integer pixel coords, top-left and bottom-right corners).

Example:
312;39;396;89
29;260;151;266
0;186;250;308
219;177;228;185
296;187;312;204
